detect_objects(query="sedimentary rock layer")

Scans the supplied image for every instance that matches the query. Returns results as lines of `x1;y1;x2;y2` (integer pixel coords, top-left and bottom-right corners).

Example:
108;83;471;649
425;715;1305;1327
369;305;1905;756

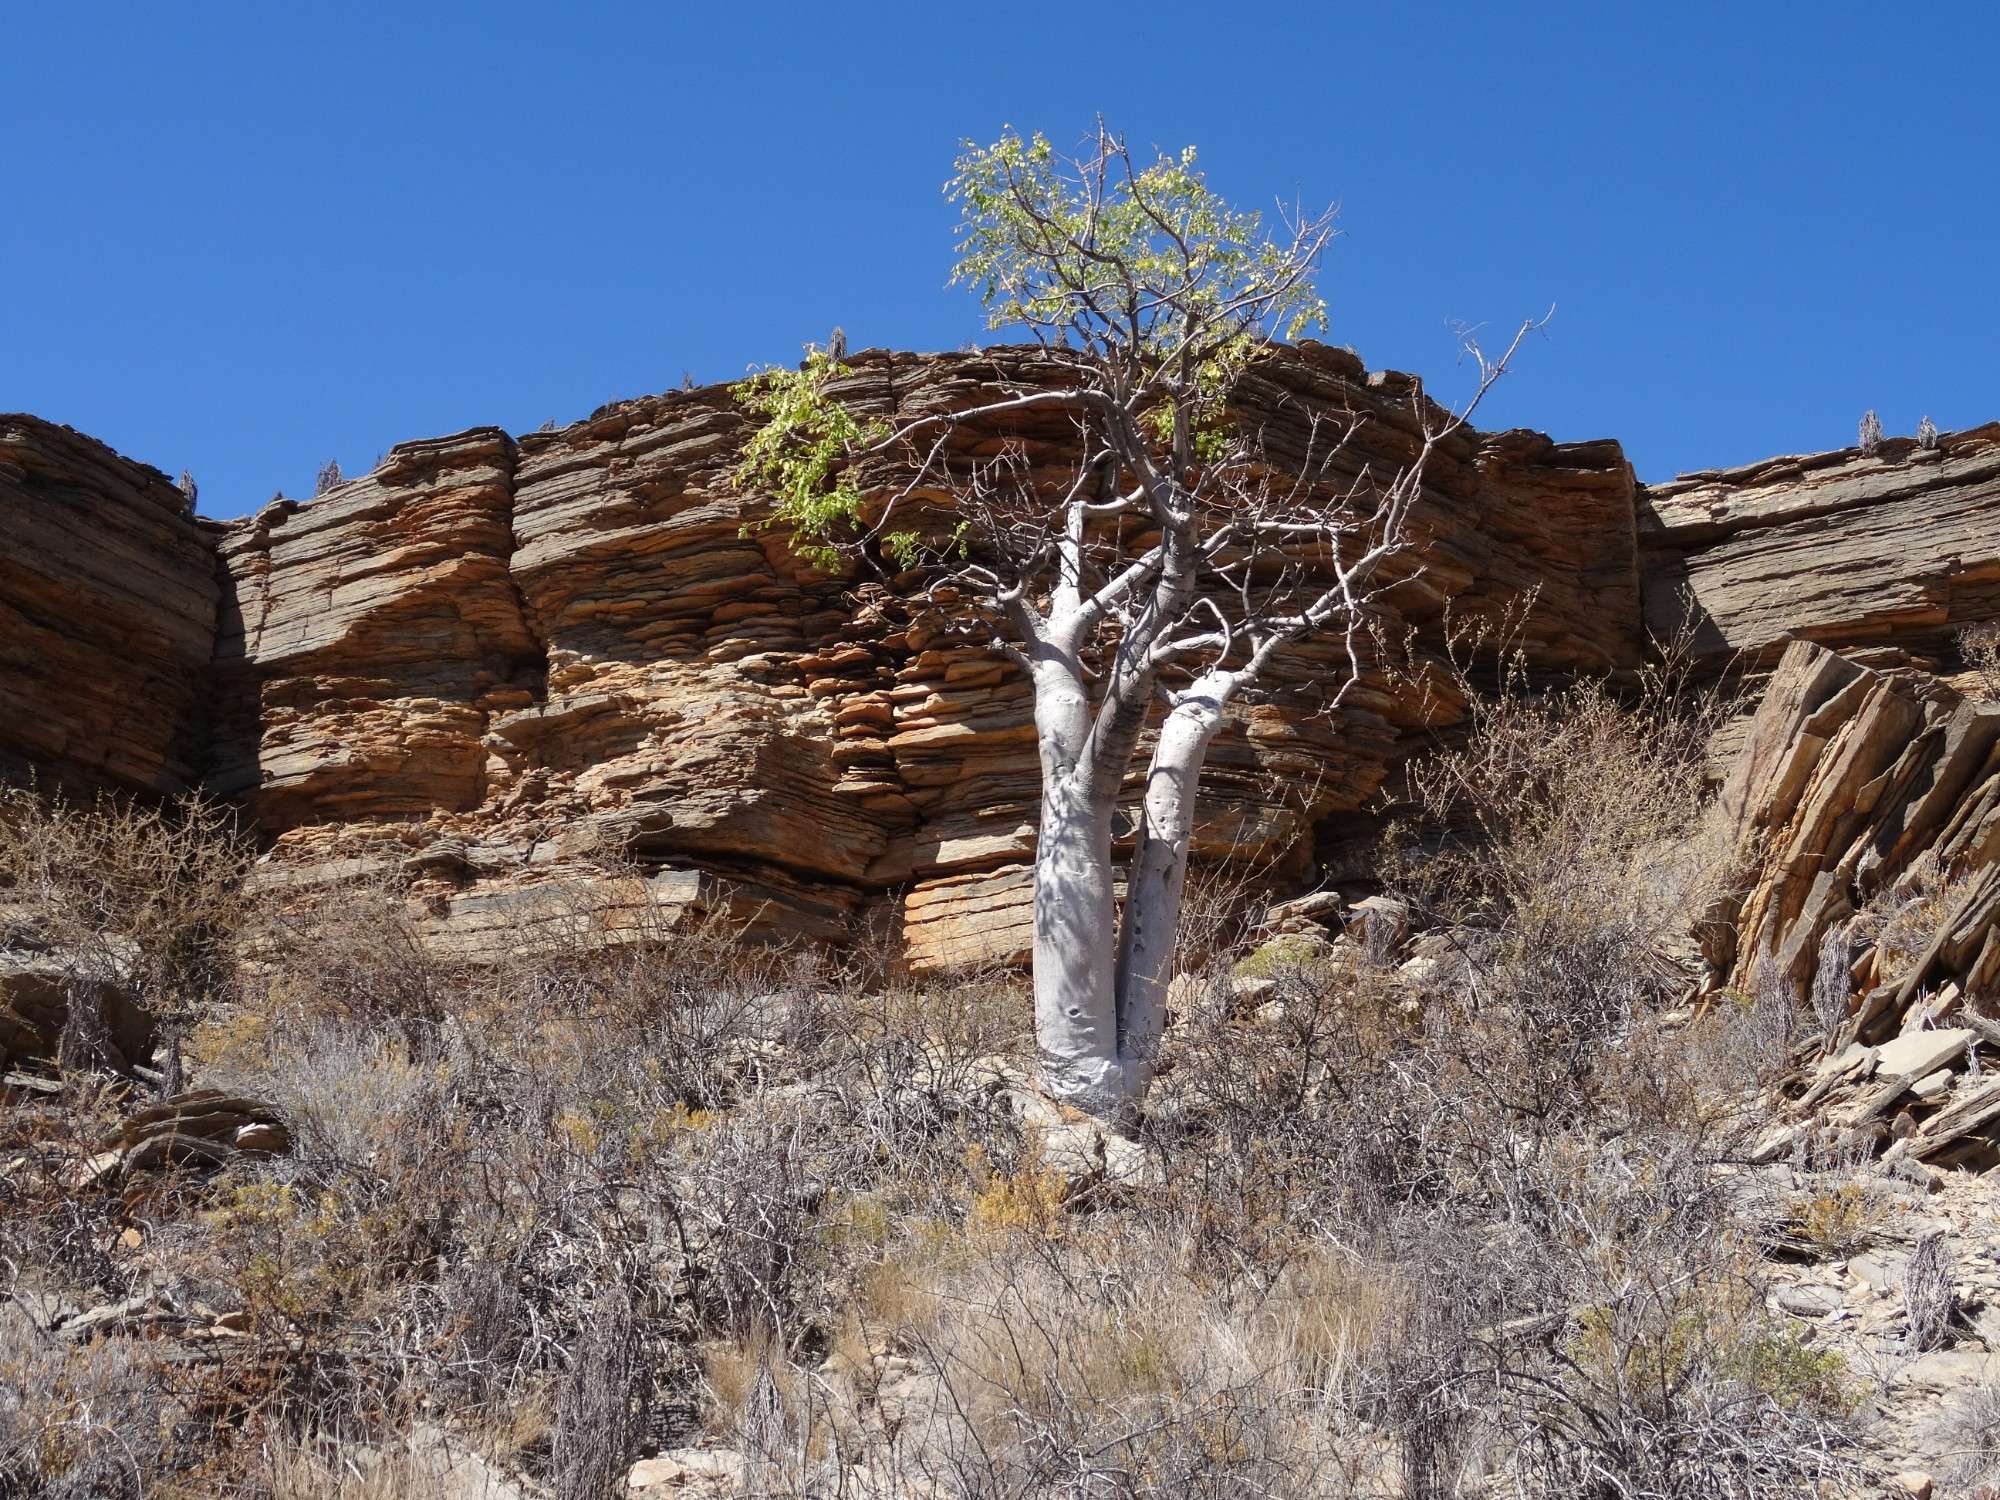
1711;640;2000;1167
209;428;540;829
1641;423;2000;673
217;345;1644;965
0;414;218;795
9;350;2000;978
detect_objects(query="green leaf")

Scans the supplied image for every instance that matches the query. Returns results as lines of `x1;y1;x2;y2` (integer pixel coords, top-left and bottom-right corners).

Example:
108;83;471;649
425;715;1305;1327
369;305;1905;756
732;350;889;570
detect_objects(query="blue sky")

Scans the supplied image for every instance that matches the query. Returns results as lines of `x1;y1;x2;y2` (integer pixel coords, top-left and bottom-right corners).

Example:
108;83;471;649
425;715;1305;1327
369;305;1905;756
3;3;1995;516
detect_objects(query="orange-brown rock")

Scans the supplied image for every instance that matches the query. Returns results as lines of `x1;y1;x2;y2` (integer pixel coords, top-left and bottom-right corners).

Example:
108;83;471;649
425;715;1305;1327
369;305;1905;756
1710;640;2000;1166
1642;423;2000;674
11;347;1999;982
209;428;541;828
0;414;218;795
224;346;1639;967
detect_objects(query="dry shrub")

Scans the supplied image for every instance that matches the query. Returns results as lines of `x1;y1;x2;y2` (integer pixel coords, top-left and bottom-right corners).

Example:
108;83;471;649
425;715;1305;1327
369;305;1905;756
153;862;1036;1489
1781;1176;1888;1258
0;784;253;1082
0;1317;168;1500
0;668;1879;1497
1904;1229;1959;1354
1959;621;2000;700
1930;1379;2000;1491
1488;1139;1857;1498
1855;851;1980;988
887;1227;1374;1500
551;1287;649;1500
1392;679;1735;1117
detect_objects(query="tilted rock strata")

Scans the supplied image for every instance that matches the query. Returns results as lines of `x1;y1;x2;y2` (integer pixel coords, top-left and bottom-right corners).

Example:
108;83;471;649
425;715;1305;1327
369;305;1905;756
0;414;218;795
1711;640;2000;1167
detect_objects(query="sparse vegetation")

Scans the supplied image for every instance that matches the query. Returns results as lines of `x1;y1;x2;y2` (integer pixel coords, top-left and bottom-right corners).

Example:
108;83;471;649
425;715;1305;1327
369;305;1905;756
1959;620;2000;700
1;677;1884;1498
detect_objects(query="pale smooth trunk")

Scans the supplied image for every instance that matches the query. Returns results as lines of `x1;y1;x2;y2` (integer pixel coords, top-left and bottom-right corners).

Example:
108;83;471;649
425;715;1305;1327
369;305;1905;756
1114;686;1228;1097
1032;774;1126;1112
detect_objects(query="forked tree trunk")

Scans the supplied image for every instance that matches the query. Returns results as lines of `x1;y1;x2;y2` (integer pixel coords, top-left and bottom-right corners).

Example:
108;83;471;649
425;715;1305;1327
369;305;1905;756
1030;659;1235;1116
1113;677;1230;1097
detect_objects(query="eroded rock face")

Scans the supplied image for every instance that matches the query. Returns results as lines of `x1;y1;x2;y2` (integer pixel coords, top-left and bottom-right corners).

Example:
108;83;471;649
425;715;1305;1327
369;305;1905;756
217;345;1643;965
1710;640;2000;1168
209;428;540;828
7;352;1999;980
1641;423;2000;674
0;414;218;795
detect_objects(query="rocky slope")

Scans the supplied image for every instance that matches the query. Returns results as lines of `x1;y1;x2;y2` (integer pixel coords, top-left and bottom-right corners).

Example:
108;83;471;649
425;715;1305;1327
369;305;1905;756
1707;639;2000;1169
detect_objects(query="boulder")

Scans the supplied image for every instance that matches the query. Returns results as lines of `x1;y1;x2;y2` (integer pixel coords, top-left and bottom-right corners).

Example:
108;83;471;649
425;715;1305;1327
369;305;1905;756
0;958;153;1074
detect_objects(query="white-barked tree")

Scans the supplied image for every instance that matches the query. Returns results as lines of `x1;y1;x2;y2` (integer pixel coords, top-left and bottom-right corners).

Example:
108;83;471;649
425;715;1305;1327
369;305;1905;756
738;124;1526;1116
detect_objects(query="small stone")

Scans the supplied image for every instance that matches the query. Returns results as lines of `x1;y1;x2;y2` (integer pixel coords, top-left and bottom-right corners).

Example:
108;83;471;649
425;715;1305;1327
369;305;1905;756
1343;895;1408;952
1773;1284;1844;1318
232;1122;290;1154
1228;974;1278;1007
627;1456;686;1489
660;1449;743;1480
1888;1472;1934;1500
1875;1029;1974;1083
1897;1349;2000;1393
1850;1251;1911;1294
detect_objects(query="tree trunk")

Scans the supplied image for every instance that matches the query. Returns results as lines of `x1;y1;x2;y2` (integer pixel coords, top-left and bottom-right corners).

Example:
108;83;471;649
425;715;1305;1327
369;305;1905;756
1113;680;1229;1098
1031;770;1127;1113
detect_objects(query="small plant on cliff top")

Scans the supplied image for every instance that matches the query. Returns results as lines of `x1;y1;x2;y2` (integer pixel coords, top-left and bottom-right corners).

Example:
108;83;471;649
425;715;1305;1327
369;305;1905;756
735;347;892;570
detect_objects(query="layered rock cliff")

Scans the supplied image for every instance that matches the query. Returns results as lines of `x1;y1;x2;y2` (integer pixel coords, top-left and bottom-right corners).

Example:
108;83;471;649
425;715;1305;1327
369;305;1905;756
204;345;1644;967
0;415;218;796
1640;422;2000;674
6;352;2000;975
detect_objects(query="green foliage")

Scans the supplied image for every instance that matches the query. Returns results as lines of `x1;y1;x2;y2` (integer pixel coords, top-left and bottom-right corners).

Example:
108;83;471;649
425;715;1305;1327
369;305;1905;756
1737;1326;1854;1416
733;348;892;570
946;127;1326;397
736;127;1333;572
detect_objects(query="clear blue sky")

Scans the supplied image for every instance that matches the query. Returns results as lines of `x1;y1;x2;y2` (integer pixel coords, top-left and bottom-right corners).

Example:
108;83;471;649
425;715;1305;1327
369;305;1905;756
4;3;1995;517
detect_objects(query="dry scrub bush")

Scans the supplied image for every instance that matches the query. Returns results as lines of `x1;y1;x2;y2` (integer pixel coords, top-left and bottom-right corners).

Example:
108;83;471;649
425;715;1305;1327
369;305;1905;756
0;1313;169;1500
0;673;1876;1498
831;1225;1386;1500
1930;1379;2000;1491
1959;621;2000;701
1854;850;1981;990
0;785;253;1082
147;870;1036;1492
1090;674;1859;1497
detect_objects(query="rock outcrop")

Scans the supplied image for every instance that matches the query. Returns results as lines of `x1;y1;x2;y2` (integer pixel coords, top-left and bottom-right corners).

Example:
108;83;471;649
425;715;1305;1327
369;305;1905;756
6;352;2000;979
212;345;1643;966
0;414;218;796
1641;423;2000;675
209;428;540;828
1710;640;2000;1166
